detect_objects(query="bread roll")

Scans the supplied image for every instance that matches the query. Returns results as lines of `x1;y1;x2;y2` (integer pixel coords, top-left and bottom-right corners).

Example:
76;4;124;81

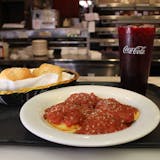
0;67;33;81
32;63;62;80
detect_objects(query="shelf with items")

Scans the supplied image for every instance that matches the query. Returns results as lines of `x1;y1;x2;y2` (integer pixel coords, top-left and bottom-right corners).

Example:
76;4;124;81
95;0;160;8
0;28;89;46
90;2;160;60
95;3;160;10
90;38;160;47
92;27;160;39
90;37;160;61
0;28;90;60
97;15;160;26
95;27;160;34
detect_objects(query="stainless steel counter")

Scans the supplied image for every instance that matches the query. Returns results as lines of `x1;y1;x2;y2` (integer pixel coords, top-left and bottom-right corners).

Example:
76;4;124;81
0;57;160;76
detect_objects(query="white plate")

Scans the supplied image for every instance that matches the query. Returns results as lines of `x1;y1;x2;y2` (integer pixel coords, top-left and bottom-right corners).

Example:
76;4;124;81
20;85;160;147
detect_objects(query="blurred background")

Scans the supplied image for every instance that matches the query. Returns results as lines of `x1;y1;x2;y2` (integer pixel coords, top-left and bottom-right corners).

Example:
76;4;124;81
0;0;160;76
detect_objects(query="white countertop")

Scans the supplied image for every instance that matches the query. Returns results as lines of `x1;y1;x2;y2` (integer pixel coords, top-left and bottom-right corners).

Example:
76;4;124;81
1;146;160;160
78;76;160;87
0;76;160;160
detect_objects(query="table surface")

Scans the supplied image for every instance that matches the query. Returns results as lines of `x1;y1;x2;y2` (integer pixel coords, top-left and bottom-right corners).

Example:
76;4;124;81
0;76;160;160
78;76;160;87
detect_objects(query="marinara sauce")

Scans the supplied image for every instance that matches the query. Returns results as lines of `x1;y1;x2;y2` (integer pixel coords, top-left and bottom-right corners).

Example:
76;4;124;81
44;93;139;135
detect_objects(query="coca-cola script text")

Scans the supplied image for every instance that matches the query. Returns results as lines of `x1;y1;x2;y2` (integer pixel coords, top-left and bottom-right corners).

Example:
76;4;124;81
123;46;146;55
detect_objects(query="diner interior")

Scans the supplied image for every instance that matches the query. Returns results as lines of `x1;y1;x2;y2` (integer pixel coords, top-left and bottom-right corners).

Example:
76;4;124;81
0;0;160;160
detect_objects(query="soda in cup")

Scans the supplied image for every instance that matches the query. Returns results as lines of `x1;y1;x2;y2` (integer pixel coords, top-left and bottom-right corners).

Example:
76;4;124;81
118;25;155;95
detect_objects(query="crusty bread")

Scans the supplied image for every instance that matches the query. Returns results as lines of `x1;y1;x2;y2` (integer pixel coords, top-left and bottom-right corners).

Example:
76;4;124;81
32;63;62;80
0;67;33;81
0;63;63;81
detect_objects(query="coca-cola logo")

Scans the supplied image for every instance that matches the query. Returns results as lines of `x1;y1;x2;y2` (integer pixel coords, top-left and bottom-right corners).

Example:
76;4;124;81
123;45;146;55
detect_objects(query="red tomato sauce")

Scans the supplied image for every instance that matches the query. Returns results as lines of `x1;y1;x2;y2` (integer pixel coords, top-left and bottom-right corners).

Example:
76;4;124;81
43;93;139;135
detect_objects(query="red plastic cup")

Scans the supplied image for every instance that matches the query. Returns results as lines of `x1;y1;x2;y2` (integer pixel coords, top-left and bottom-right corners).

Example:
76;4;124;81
118;25;155;95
